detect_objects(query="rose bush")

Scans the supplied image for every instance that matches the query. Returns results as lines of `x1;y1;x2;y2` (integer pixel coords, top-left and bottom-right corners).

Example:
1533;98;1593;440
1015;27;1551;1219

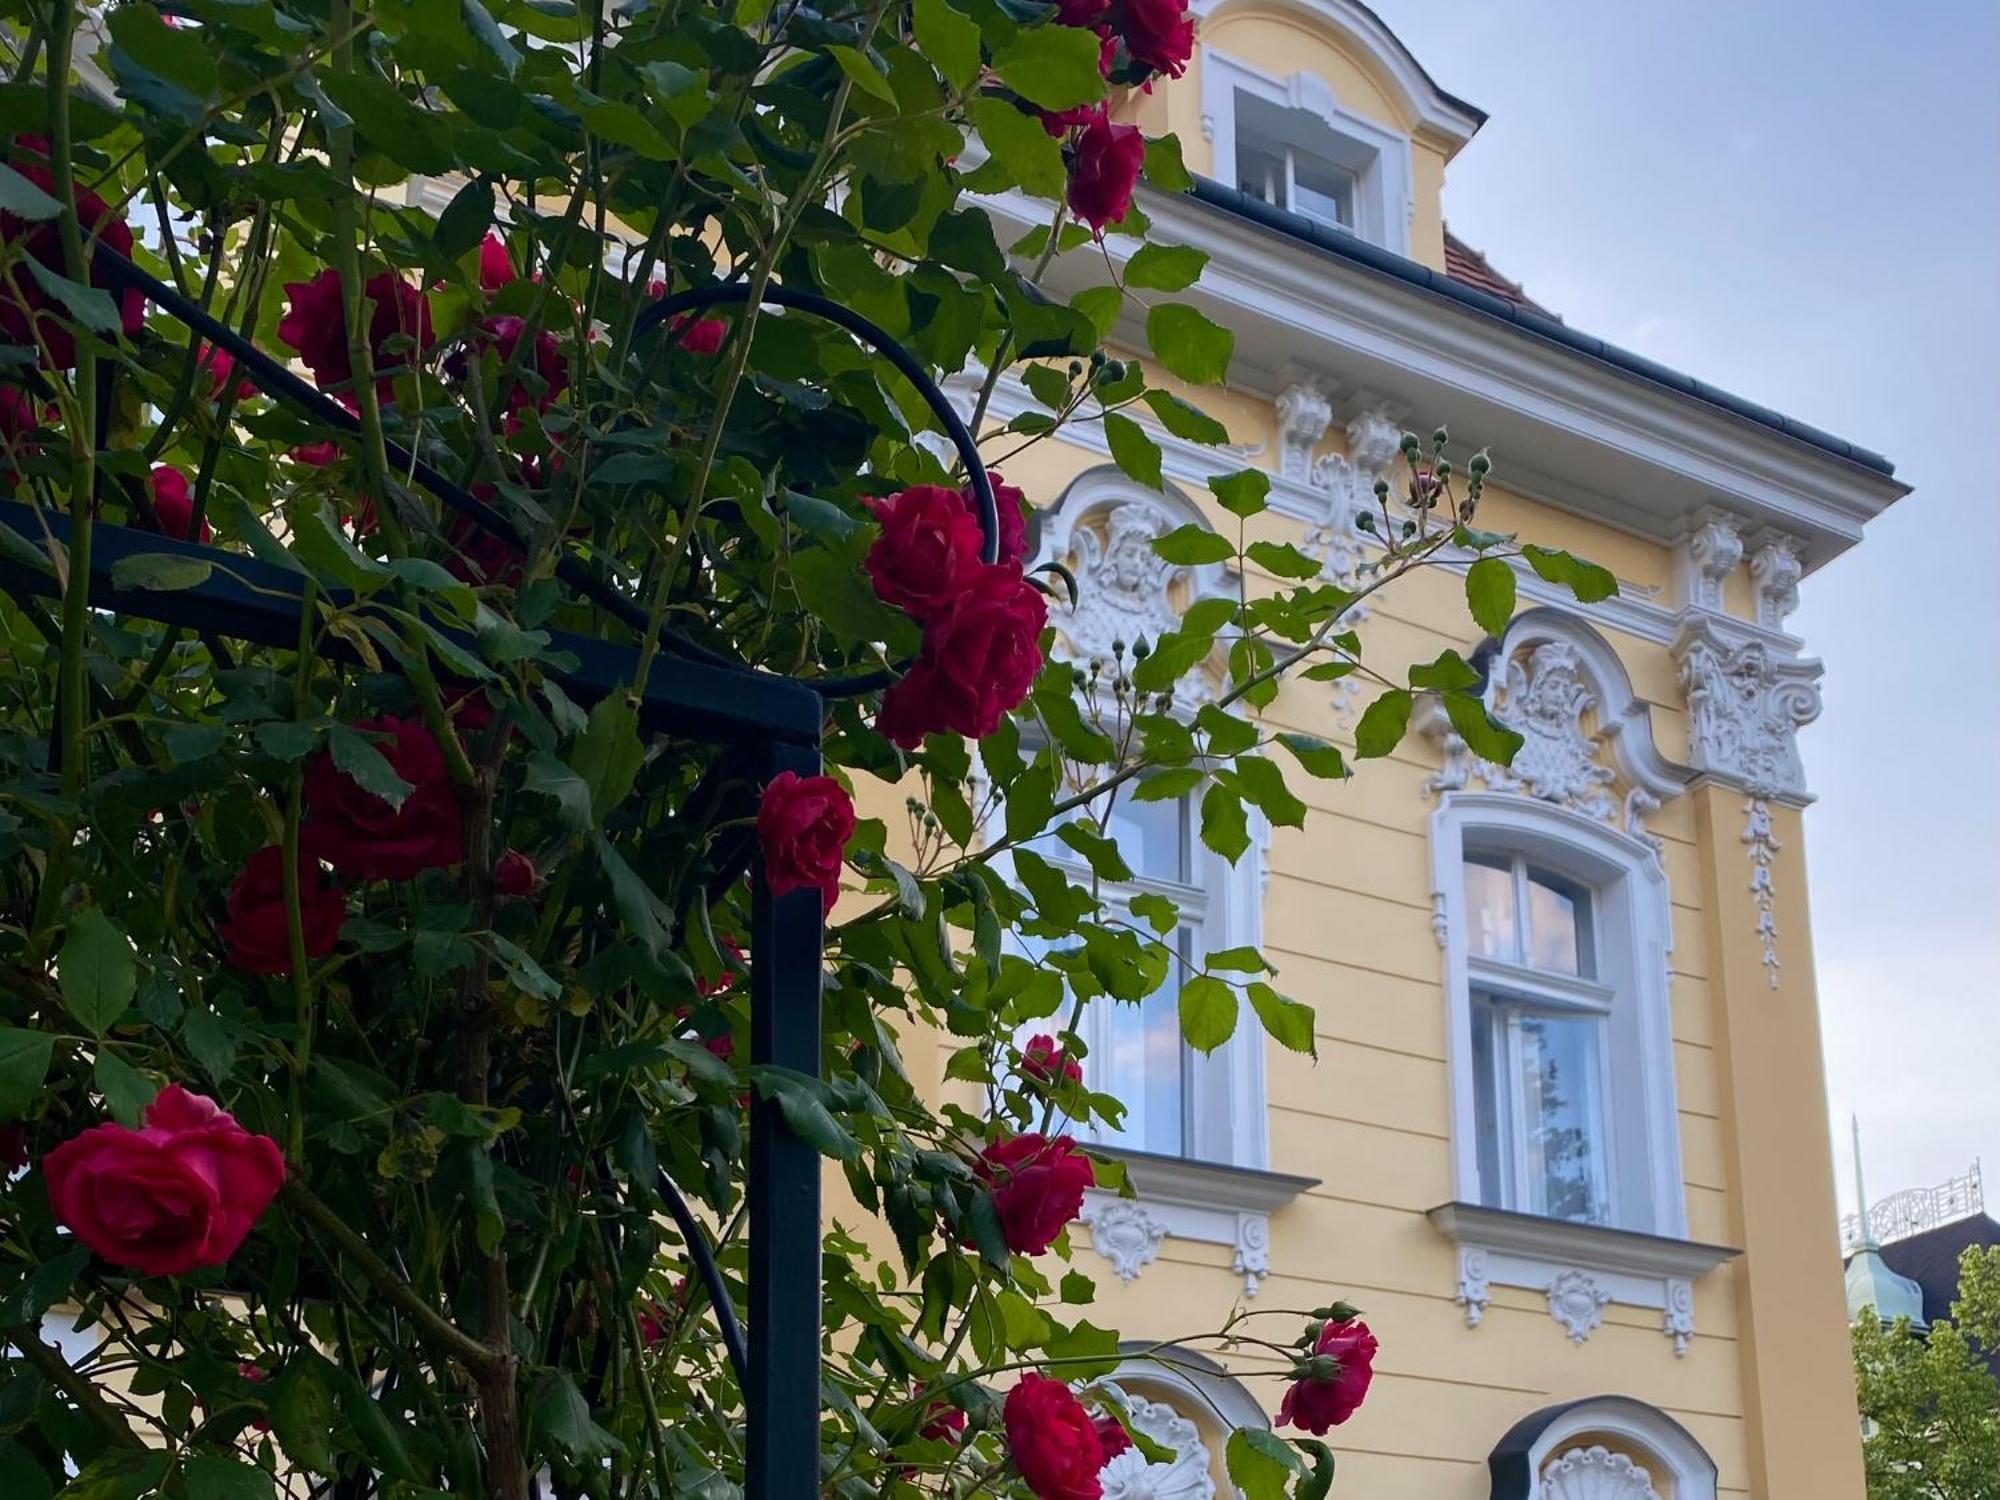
0;0;1615;1494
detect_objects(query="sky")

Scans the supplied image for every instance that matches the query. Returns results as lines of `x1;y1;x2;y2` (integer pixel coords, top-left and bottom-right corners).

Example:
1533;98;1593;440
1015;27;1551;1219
1364;0;2000;1219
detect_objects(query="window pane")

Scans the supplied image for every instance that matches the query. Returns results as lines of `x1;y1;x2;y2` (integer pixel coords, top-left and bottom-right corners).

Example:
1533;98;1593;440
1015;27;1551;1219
1236;140;1284;205
1292;153;1354;228
1526;871;1593;977
1106;794;1188;884
1099;983;1185;1156
1516;1011;1609;1224
1463;855;1519;964
1470;997;1506;1208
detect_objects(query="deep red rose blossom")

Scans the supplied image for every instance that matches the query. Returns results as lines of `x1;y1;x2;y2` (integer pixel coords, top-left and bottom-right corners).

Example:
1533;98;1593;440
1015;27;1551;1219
1020;1034;1084;1088
0;152;144;368
147;466;210;543
44;1085;286;1277
875;564;1047;748
1092;1413;1132;1460
1038;103;1101;139
671;313;729;355
1277;1316;1378;1434
968;473;1030;565
865;485;989;622
974;1133;1094;1256
1004;1375;1105;1500
495;849;538;897
1054;0;1108;24
1066;110;1146;232
199;345;258;402
756;771;854;911
920;1400;968;1443
302;716;464;881
279;268;435;397
219;845;346;975
451;315;568;422
479;233;517;292
1112;0;1195;78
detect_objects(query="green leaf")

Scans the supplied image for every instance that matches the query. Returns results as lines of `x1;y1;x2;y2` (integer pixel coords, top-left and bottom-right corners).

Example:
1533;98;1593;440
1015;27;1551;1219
271;1358;338;1474
1178;974;1237;1052
1042;1318;1122;1378
1204;946;1268;974
1278;731;1347;780
1226;1428;1302;1500
58;910;137;1036
0;1028;53;1119
0;1441;51;1500
1465;556;1517;636
1145;303;1234;386
1246;540;1322;580
183;1455;276;1499
1248;981;1316;1056
1141;389;1229;444
0;163;59;220
93;1050;154;1128
336;1370;422;1482
524;752;593;835
595;835;673;961
1142;133;1194;193
968;97;1067;198
1353;689;1413;759
1198;780;1249;860
1127;890;1177;935
23;258;121;334
433;177;495;263
913;0;981;90
111;552;213;592
1055;821;1133;882
46;1449;168;1499
1443;689;1525;767
1209;470;1269;518
577;98;677;160
1124;243;1207;292
1104;411;1163;490
1406;649;1481;693
750;1068;861;1163
572;695;645;821
991;25;1105;110
1521;544;1618;603
1296;1439;1337;1500
791;548;921;654
1232;755;1306;828
827;44;899;107
1151;524;1233;566
328;723;414;811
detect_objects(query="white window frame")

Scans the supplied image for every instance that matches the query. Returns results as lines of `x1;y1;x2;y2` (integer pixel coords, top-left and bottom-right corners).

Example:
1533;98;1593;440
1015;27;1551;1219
1432;793;1686;1239
1201;49;1414;255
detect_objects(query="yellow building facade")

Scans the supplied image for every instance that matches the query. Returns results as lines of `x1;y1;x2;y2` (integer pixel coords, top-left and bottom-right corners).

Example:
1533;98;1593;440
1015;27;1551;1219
916;3;1911;1495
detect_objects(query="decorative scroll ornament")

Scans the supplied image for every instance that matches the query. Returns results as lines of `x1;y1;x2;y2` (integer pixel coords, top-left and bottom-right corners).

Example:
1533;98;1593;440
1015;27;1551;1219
1455;1245;1492;1327
1676;509;1743;613
1662;1277;1695;1358
1274;378;1336;486
1288;404;1401;724
1547;1269;1611;1344
1742;798;1782;988
1096;1389;1216;1500
1037;488;1235;710
1420;636;1669;851
1083;1199;1170;1284
1671;615;1822;801
1540;1446;1663;1500
1232;1213;1270;1297
1750;534;1804;630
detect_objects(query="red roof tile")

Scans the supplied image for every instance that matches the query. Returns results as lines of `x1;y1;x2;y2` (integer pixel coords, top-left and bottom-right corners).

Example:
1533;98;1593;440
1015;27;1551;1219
1443;227;1557;321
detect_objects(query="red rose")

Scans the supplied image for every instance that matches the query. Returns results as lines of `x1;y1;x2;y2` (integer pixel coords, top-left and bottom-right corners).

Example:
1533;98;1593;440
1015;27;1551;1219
279;268;435;398
219;845;346;975
199;346;257;402
968;474;1030;565
451;315;568;421
974;1133;1094;1256
0;384;41;472
1020;1034;1083;1088
0;154;144;368
672;313;728;355
696;938;747;999
875;564;1047;748
302;716;464;881
1038;104;1101;139
1092;1413;1132;1460
1277;1316;1378;1434
1004;1375;1105;1500
479;233;517;292
44;1084;286;1278
1112;0;1195;78
494;849;537;897
756;771;854;911
920;1400;968;1443
1066;110;1145;232
447;485;525;587
148;465;210;543
865;485;989;622
1054;0;1108;23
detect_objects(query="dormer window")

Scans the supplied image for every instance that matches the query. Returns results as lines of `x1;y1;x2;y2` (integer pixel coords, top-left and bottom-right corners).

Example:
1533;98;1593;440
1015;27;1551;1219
1235;137;1357;231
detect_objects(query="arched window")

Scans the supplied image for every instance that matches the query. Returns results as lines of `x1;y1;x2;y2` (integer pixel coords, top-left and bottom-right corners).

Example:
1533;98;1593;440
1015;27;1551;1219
1488;1396;1719;1500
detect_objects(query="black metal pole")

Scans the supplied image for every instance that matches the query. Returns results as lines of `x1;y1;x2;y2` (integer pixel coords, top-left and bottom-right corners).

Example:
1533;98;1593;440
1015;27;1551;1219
746;737;826;1500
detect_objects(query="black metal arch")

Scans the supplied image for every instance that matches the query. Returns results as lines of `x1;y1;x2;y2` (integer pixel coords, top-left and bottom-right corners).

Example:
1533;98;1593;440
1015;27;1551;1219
0;244;989;1499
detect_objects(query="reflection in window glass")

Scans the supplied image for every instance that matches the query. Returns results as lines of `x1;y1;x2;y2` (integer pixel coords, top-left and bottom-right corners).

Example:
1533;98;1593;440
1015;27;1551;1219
1527;872;1592;977
1515;1011;1608;1223
1104;795;1188;885
1236;141;1284;206
1292;153;1355;229
1463;855;1519;964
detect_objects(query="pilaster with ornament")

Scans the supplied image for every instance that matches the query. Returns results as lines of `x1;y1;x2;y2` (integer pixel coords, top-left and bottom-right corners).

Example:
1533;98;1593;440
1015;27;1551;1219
1674;507;1745;613
1748;530;1806;632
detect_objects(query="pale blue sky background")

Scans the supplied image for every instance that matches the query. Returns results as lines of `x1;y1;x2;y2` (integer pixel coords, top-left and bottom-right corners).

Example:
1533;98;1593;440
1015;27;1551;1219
1366;0;2000;1216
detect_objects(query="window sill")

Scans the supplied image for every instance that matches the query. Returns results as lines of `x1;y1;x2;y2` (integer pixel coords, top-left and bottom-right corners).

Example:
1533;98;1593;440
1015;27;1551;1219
1082;1147;1319;1297
1425;1201;1739;1355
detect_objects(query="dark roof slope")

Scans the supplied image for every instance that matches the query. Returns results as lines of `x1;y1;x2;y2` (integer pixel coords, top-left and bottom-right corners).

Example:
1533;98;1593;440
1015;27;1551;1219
1875;1213;2000;1332
1443;228;1555;319
1184;177;1897;478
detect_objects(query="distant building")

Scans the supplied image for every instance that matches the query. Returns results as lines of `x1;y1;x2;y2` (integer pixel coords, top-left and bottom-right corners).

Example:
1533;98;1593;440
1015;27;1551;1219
1842;1131;1995;1350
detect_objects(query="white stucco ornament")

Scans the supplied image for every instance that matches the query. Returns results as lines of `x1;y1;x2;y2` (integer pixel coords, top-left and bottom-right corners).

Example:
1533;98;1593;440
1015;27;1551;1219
1540;1445;1663;1500
1096;1388;1216;1500
1546;1269;1611;1344
1083;1199;1170;1284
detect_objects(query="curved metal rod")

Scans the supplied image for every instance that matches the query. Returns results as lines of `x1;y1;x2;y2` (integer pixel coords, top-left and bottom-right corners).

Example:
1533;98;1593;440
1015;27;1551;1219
654;1166;752;1390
